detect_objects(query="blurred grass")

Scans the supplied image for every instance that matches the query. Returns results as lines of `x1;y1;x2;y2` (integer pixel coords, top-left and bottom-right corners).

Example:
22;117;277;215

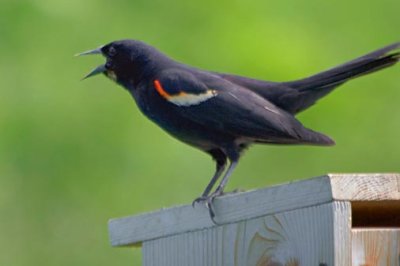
0;0;399;265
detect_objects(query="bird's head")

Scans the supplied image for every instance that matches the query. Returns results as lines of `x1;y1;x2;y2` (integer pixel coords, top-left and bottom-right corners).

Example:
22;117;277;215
78;40;168;86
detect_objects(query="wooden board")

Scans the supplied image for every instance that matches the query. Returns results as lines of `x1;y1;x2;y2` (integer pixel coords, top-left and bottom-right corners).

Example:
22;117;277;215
142;202;352;266
109;175;333;246
329;173;400;201
109;173;399;246
352;229;400;266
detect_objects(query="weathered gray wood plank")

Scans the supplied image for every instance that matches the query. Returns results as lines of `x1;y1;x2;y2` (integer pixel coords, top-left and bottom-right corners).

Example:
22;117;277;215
109;173;400;246
142;202;352;266
109;175;333;246
333;201;352;265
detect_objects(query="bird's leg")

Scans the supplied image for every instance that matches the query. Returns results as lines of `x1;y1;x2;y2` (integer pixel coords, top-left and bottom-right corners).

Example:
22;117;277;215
192;164;226;206
212;160;238;197
192;150;227;206
206;160;239;220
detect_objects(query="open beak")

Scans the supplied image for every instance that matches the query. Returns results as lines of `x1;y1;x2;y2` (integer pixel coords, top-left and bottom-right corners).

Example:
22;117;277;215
82;64;106;80
76;46;105;80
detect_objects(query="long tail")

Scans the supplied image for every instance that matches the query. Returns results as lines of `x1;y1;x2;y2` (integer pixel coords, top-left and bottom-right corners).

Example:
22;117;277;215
283;42;400;114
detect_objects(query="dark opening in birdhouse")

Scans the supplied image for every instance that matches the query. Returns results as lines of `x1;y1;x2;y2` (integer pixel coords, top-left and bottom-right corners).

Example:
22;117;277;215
351;201;400;227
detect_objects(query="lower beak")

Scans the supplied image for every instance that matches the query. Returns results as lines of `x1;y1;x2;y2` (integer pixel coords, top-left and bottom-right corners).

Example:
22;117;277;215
82;64;106;80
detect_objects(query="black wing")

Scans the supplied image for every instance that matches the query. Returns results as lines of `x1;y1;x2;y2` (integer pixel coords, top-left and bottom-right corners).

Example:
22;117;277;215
154;69;218;107
156;70;334;145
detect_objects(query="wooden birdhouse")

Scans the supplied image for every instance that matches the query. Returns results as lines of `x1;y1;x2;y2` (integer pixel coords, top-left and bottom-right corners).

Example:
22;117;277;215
109;173;400;266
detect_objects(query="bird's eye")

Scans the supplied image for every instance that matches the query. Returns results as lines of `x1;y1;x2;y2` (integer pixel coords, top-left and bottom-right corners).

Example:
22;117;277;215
108;47;116;57
105;61;113;70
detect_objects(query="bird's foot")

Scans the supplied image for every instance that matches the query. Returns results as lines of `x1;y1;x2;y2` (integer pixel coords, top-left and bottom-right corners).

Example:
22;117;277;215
192;190;224;224
192;196;208;207
192;189;224;207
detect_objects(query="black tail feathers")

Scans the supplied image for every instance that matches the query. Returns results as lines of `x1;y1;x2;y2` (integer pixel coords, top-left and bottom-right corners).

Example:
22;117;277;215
284;42;400;113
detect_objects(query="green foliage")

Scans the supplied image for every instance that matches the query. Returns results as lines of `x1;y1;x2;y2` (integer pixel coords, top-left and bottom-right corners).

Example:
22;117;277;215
0;0;399;265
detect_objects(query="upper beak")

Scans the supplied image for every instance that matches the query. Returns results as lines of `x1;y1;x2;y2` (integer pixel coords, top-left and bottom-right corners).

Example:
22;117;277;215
76;46;105;80
75;47;103;57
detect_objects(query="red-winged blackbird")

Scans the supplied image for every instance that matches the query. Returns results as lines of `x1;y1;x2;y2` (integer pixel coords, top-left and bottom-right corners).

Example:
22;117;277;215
78;40;399;219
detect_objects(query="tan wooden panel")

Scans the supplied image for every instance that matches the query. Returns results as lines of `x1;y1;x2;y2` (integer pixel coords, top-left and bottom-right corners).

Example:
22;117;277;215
352;229;400;266
329;173;400;201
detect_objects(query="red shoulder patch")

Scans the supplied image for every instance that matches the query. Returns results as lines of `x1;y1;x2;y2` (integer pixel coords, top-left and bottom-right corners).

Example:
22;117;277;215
153;79;217;106
154;80;171;99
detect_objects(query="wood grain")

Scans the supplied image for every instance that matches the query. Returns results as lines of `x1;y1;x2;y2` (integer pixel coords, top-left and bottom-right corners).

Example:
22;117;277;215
109;173;400;246
142;202;352;266
329;173;400;201
352;229;400;266
333;201;352;265
109;175;333;246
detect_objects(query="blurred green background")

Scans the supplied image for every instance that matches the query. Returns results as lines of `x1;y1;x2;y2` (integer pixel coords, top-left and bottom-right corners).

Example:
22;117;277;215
1;0;399;265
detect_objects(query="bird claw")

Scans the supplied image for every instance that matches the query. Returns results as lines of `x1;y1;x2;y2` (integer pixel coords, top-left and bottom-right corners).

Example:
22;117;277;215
192;190;224;224
192;196;207;207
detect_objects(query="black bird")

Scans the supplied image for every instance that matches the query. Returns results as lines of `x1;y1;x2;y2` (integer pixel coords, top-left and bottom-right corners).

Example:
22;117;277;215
78;40;399;219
